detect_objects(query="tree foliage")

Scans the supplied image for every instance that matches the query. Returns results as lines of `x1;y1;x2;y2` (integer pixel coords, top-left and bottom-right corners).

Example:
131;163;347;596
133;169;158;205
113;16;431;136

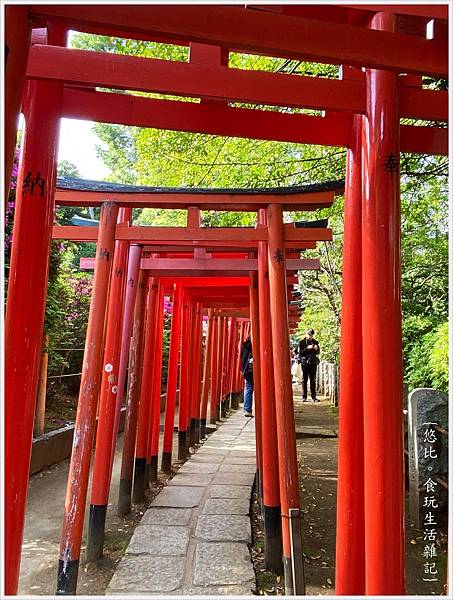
61;32;449;392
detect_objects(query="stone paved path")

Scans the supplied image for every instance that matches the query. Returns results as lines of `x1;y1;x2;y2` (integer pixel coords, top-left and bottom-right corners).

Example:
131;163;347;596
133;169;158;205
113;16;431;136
107;412;257;595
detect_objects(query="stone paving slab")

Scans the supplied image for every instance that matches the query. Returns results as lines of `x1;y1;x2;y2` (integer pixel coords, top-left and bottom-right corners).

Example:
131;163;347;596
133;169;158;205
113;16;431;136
193;542;255;586
107;556;185;593
202;497;250;515
195;447;228;456
227;449;256;457
108;411;256;595
219;462;257;473
178;462;220;474
152;485;204;507
127;525;190;556
182;584;254;595
223;455;256;464
167;472;214;486
140;507;192;526
190;454;225;463
209;484;252;499
196;515;251;542
213;471;256;486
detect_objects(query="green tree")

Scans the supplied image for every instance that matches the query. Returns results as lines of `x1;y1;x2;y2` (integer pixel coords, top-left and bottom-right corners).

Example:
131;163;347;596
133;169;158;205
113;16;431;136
68;32;448;392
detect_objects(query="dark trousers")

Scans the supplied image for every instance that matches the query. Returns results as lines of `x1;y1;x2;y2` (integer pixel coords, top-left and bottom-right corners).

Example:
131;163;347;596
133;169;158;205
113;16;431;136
302;363;317;400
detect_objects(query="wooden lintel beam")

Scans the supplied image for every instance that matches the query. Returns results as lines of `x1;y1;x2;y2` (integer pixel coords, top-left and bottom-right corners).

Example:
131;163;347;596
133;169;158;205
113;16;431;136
52;225;333;243
140;258;321;271
54;185;335;211
61;88;448;155
27;45;448;122
78;255;318;273
213;309;250;318
61;87;351;149
29;5;447;76
338;4;448;20
142;242;317;252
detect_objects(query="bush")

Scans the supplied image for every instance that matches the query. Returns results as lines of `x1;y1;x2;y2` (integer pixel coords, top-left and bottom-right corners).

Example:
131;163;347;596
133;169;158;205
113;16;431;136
406;320;448;393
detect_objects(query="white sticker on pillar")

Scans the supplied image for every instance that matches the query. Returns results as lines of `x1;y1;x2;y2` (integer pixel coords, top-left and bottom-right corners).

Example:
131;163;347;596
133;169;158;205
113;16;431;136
105;363;113;372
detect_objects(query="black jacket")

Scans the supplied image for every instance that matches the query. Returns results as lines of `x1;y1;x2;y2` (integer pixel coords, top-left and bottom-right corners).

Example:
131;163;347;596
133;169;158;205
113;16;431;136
298;337;320;367
241;339;253;381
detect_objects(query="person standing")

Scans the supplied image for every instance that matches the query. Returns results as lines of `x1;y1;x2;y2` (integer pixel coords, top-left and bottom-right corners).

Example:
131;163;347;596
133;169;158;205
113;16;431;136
298;329;320;402
240;334;254;417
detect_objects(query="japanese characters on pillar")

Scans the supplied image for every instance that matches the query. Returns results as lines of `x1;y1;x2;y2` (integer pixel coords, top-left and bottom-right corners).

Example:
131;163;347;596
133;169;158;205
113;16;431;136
362;11;405;596
5;20;66;591
57;201;119;595
266;203;304;595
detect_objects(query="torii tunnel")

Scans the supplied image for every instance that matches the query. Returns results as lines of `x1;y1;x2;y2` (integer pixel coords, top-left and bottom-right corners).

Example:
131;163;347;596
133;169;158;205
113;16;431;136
4;3;448;597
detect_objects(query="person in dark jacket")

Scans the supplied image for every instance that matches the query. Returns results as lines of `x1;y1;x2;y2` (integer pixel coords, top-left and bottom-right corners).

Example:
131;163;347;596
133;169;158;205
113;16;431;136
298;329;320;402
240;335;254;417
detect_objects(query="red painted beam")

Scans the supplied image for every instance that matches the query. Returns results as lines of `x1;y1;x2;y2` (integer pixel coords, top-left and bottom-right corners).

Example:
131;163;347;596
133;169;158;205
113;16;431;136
141;242;317;252
30;5;447;76
27;45;448;122
54;184;336;211
139;258;321;272
400;124;448;156
53;225;333;244
338;4;448;20
61;88;448;155
62;87;351;148
28;45;364;113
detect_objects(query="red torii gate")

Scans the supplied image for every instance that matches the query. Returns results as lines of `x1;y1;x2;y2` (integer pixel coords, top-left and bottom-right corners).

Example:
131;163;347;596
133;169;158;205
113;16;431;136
4;3;448;597
52;202;316;585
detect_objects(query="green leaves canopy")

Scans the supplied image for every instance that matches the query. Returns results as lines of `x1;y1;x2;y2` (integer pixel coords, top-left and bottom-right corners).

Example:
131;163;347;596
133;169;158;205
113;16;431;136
68;33;448;391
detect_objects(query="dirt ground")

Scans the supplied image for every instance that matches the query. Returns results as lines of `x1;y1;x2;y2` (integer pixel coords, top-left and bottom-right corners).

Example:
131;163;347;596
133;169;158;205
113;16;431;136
19;432;176;596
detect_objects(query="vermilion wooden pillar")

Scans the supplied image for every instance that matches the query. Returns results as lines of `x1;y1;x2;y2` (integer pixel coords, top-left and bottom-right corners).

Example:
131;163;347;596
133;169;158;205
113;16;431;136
216;317;228;421
86;210;129;562
257;210;283;574
267;203;304;595
248;272;263;494
133;276;158;502
227;318;238;408
110;242;142;473
118;270;147;516
200;309;214;437
178;292;191;458
235;321;245;404
209;316;219;425
148;284;165;482
4;6;31;206
335;114;365;594
56;202;119;595
221;317;231;416
145;281;163;482
161;284;183;472
362;12;405;595
4;73;63;593
192;302;203;444
230;319;241;408
189;302;200;445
